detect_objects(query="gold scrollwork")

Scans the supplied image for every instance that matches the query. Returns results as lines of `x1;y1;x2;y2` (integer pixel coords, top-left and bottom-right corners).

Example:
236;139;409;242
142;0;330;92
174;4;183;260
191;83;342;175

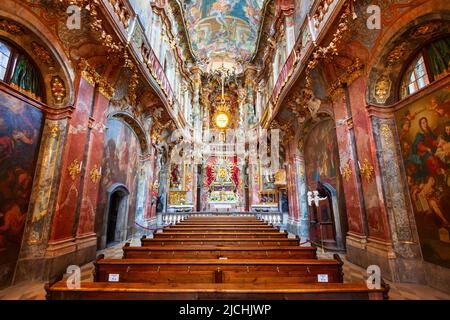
360;159;375;183
50;124;60;138
341;164;352;182
68;159;82;181
90;165;101;184
373;75;392;104
380;124;393;148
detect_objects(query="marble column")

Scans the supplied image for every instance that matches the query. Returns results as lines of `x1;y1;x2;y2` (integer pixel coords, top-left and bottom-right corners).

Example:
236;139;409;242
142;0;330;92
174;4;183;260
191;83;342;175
46;76;95;265
332;90;368;262
75;91;110;263
294;153;310;240
370;115;424;283
14;112;71;283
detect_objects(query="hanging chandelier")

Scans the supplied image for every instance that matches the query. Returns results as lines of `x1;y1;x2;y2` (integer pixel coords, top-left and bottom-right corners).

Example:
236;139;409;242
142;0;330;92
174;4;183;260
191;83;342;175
213;66;232;129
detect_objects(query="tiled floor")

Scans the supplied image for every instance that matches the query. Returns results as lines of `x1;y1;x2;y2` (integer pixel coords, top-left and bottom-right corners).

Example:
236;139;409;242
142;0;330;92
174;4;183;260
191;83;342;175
1;238;449;300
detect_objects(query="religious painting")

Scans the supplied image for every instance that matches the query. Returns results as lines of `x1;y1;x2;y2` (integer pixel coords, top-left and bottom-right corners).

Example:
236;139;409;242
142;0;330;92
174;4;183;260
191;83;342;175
96;119;141;244
0;90;43;287
305;119;339;185
169;163;185;190
395;86;450;268
181;0;264;64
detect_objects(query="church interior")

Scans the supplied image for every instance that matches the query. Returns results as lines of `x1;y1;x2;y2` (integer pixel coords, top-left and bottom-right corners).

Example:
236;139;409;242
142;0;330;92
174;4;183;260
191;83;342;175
0;0;450;301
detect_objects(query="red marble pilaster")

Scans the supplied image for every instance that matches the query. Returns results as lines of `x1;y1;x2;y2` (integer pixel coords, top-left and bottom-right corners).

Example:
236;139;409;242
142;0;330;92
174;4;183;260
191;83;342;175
76;92;109;237
144;151;157;220
347;77;391;241
332;95;366;236
286;141;300;221
49;77;94;242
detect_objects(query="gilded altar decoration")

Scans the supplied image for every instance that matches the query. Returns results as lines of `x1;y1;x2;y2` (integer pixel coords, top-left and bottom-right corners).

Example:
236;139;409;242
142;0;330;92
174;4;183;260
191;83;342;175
274;169;287;187
51;76;66;105
68;159;82;181
169;190;188;205
373;75;392;104
360;159;374;183
89;165;101;184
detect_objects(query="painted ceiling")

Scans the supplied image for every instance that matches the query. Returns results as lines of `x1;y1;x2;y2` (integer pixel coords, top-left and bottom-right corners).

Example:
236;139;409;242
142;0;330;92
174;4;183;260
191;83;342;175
180;0;265;71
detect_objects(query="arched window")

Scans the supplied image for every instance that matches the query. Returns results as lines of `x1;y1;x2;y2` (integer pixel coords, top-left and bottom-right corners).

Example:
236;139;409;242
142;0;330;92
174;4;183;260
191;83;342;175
400;37;450;99
0;39;45;101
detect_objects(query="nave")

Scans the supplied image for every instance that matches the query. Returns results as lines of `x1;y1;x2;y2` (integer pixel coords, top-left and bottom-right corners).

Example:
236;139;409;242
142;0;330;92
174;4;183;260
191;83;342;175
0;0;450;302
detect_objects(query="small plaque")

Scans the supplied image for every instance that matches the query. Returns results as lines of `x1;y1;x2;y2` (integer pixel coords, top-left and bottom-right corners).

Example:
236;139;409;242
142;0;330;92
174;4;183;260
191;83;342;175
317;274;329;283
108;274;120;282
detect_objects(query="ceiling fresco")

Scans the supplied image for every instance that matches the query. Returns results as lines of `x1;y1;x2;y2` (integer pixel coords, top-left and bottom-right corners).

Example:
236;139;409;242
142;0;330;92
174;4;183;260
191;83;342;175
180;0;265;71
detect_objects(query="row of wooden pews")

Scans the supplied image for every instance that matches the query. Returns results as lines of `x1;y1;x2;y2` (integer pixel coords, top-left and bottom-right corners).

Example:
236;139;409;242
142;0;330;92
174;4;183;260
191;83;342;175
46;215;389;300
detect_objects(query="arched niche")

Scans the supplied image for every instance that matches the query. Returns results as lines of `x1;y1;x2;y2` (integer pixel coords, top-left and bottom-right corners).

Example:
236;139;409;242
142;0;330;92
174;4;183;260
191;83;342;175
109;112;150;156
366;13;450;106
100;183;130;249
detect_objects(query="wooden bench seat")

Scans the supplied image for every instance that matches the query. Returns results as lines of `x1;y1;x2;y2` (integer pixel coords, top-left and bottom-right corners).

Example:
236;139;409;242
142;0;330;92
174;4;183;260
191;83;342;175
93;256;343;284
141;236;299;246
177;221;268;226
46;282;389;300
153;232;287;239
122;244;317;259
164;227;278;232
186;217;259;221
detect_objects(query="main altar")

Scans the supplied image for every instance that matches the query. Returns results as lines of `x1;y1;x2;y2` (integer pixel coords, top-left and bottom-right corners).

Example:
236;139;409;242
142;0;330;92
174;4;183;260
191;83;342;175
205;156;240;211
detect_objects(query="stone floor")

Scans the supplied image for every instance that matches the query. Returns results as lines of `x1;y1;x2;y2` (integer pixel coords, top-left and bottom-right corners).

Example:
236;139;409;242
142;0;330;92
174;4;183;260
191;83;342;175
1;238;449;300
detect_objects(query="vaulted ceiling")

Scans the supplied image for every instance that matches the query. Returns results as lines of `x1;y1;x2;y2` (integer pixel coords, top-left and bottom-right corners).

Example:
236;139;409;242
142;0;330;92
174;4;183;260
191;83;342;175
180;0;265;71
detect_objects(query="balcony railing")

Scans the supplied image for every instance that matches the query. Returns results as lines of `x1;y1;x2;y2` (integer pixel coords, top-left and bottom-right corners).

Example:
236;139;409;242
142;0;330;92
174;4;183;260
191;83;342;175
101;0;185;119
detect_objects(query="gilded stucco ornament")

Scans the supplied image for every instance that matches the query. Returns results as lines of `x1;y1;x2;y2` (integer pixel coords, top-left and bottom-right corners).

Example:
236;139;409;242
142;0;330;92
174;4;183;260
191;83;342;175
373;74;392;104
68;159;82;181
51;76;66;105
360;159;375;183
341;164;352;182
90;165;101;184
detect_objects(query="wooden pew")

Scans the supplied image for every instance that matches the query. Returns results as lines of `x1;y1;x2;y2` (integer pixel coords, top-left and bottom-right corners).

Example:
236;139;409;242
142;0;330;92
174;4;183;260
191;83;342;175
164;226;278;233
141;235;299;246
93;255;344;284
186;217;259;221
153;232;288;239
166;225;276;231
122;243;317;260
176;221;268;226
46;282;389;300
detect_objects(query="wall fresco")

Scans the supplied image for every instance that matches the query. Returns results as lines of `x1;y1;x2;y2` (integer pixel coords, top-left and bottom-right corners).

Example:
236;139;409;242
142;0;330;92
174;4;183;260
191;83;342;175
395;86;450;268
0;90;43;287
96;118;141;244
